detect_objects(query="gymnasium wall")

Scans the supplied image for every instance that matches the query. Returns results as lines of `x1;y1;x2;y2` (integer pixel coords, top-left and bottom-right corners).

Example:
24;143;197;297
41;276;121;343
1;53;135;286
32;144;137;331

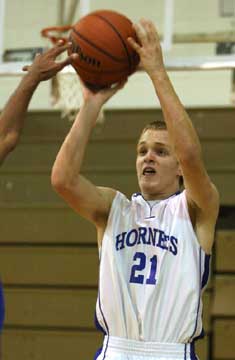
0;108;234;359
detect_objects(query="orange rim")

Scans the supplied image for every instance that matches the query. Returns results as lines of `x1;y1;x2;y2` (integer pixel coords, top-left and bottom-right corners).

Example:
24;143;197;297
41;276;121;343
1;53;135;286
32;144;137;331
41;25;73;44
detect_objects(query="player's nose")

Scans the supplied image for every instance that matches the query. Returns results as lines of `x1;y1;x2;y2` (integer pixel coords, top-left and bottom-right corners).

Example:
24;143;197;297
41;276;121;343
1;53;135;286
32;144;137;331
144;149;155;162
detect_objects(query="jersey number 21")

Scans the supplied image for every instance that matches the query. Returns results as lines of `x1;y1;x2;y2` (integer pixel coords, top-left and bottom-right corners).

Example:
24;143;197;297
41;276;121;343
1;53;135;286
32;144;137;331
130;252;157;285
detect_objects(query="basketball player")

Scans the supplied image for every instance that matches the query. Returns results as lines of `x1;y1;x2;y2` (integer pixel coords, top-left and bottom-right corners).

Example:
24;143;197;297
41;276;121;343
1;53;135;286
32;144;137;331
0;40;76;356
51;19;219;360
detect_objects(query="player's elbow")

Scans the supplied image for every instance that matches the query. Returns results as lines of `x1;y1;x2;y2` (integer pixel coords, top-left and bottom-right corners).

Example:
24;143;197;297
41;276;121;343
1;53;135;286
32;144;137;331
51;166;72;195
51;169;65;193
0;132;20;159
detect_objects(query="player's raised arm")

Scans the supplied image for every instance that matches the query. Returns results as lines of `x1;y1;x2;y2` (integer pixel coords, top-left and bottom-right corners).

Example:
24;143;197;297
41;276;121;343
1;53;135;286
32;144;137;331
0;40;76;353
51;81;125;234
128;19;219;253
0;40;75;164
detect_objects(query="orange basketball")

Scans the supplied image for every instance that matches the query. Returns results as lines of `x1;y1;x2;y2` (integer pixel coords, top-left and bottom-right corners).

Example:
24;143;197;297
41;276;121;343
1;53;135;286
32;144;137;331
68;10;140;90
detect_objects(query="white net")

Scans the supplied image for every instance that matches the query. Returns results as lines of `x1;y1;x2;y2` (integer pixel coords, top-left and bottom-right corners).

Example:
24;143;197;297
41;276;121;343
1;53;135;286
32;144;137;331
51;65;105;123
52;68;82;121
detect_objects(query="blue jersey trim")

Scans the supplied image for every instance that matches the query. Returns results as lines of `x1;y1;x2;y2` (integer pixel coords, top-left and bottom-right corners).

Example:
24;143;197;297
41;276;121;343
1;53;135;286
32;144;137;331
193;328;205;341
94;298;107;360
190;250;210;343
190;248;202;341
190;253;211;343
201;254;211;290
0;282;5;332
184;344;187;360
97;290;109;359
133;190;181;200
134;191;182;218
183;342;197;360
94;346;103;360
190;342;197;360
94;310;106;335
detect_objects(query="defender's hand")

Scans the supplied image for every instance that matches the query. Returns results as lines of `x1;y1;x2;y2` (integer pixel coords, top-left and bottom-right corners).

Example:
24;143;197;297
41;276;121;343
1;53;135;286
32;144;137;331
22;40;78;83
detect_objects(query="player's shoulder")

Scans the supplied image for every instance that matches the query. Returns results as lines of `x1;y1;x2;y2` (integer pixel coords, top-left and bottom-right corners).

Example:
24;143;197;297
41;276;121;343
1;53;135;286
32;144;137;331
156;190;186;210
97;187;129;210
97;186;117;200
96;186;117;214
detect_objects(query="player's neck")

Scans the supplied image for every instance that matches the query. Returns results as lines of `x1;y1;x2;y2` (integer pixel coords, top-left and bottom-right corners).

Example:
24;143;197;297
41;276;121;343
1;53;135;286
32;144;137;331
141;187;181;201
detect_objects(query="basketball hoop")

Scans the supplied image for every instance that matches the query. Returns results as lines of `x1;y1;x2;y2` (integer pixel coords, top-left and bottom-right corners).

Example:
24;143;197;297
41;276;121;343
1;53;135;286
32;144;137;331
41;25;72;44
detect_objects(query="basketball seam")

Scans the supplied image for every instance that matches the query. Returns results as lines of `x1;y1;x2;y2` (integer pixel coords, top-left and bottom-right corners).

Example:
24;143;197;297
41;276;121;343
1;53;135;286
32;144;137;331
93;14;132;73
73;63;131;74
71;29;127;64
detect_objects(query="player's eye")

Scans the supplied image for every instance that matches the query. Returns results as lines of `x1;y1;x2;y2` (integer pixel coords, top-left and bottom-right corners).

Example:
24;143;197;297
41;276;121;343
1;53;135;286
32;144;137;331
156;148;168;156
137;147;147;155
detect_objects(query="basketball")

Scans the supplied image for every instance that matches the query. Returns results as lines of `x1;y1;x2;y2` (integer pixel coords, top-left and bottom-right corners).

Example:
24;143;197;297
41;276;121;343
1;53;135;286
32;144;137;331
68;10;140;90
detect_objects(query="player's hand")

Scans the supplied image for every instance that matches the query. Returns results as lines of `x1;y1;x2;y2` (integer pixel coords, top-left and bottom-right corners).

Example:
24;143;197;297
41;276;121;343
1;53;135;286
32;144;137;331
127;19;166;79
80;79;127;108
22;40;78;83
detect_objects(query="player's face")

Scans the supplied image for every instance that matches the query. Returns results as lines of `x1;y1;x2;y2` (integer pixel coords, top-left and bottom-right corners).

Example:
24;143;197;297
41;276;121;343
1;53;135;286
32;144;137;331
136;129;181;200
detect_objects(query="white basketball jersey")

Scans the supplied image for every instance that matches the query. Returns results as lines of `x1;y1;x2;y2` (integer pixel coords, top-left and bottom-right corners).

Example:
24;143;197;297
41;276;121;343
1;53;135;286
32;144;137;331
95;190;210;344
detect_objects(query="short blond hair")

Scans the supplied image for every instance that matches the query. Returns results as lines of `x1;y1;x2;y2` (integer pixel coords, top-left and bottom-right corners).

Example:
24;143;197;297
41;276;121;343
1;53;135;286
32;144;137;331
141;120;167;135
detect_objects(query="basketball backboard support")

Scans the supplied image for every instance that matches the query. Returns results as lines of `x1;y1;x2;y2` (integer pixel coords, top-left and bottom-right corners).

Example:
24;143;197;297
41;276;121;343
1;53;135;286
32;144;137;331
0;0;5;63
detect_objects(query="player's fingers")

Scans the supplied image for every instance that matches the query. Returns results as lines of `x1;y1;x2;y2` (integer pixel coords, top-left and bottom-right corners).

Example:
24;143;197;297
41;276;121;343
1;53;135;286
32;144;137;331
118;79;127;90
110;79;127;93
116;79;127;89
22;65;30;71
70;53;79;61
147;20;160;42
34;53;41;59
78;76;86;87
127;37;142;53
139;18;150;32
55;39;66;48
52;41;72;57
31;53;41;64
58;53;79;69
139;18;157;42
136;62;144;71
133;21;148;44
57;38;66;45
